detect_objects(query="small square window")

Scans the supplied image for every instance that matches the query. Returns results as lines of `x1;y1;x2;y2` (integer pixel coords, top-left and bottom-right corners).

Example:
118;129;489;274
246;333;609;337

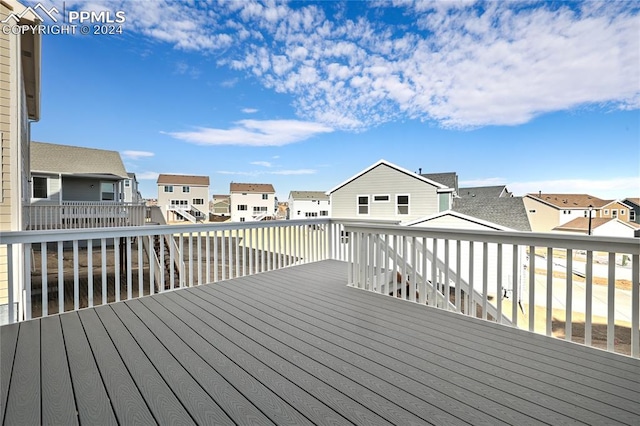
33;177;48;198
357;196;369;215
182;186;190;193
397;195;409;215
164;185;174;193
262;194;268;200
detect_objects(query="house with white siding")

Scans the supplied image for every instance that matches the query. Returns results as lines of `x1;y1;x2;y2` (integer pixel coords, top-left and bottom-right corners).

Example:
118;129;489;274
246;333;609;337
288;191;330;219
121;172;143;204
524;193;611;232
230;182;276;222
0;0;41;323
326;160;455;221
157;174;210;223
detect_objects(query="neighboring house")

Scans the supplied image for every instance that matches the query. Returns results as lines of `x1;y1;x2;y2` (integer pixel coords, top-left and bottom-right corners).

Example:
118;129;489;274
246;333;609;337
211;194;230;217
623;198;640;223
1;0;41;323
523;193;610;232
288;191;330;220
120;172;143;203
30;142;129;204
230;182;276;222
600;200;632;222
327;160;455;221
459;185;512;199
157;174;210;223
405;210;526;298
553;217;640;238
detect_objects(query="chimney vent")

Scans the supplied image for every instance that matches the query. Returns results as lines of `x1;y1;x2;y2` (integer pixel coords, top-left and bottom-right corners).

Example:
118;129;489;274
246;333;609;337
419;168;422;174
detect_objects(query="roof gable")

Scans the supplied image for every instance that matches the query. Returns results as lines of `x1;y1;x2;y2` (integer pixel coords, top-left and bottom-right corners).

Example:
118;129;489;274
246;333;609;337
230;182;275;193
31;142;128;179
525;193;610;209
459;185;509;199
157;174;210;186
404;210;512;231
327;159;447;194
289;191;329;200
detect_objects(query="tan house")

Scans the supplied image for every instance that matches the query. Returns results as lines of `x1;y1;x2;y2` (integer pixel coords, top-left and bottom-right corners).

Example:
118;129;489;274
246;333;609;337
600;200;632;223
157;174;210;223
553;217;640;238
1;0;41;323
211;194;230;217
523;193;611;232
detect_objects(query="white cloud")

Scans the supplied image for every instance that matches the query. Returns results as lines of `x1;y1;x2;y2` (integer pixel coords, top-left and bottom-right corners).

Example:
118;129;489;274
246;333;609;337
251;161;273;167
242;108;259;113
90;1;639;130
122;150;155;159
165;119;334;146
136;171;160;180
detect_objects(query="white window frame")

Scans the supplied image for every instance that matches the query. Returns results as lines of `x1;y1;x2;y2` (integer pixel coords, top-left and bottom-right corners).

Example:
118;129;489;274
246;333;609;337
604;209;609;215
357;195;369;216
237;204;247;211
182;186;190;193
192;198;204;205
100;182;116;201
262;193;269;200
372;194;390;203
631;211;636;221
612;209;618;218
32;176;50;200
164;185;174;193
320;210;329;216
396;194;410;216
621;210;626;215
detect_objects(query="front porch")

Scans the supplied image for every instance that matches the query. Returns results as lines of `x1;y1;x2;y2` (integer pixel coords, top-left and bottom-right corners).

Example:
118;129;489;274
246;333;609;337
3;260;638;425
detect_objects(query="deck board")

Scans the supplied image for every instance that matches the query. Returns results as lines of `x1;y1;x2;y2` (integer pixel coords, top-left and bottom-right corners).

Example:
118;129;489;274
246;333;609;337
40;316;78;425
3;321;40;425
0;323;18;423
2;259;639;425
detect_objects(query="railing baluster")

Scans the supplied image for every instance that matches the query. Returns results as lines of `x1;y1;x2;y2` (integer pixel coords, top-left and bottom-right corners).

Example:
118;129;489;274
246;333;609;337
206;231;211;282
496;243;502;323
468;242;474;317
546;247;553;336
607;252;616;352
169;234;175;290
137;236;143;297
213;230;218;282
455;240;461;313
126;237;132;300
565;249;573;341
41;242;48;316
189;233;194;287
7;245;14;323
235;229;240;277
101;239;107;304
25;244;31;320
512;244;519;327
528;245;536;332
444;239;450;310
114;238;120;302
482;242;488;320
87;239;93;308
411;236;417;303
431;238;438;306
58;241;64;314
632;254;639;358
242;228;247;276
148;236;154;295
198;231;202;286
584;250;593;346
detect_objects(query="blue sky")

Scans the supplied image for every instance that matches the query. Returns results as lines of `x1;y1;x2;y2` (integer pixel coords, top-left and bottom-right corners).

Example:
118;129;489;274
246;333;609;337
29;0;639;200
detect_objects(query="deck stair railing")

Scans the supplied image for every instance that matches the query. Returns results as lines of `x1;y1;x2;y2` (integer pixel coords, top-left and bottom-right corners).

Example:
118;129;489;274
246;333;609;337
343;222;639;358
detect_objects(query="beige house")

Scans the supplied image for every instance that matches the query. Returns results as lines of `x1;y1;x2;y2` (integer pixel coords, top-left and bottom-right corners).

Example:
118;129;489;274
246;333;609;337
1;0;41;323
327;160;455;221
554;217;640;238
211;194;230;217
523;193;610;232
288;191;330;219
157;174;210;223
600;200;633;223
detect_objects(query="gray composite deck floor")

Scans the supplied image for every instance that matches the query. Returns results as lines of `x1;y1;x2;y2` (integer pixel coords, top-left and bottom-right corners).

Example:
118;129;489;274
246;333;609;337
1;260;639;425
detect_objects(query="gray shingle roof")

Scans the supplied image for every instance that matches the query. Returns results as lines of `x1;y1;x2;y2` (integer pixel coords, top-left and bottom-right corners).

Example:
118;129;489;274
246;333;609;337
459;185;509;199
289;191;329;200
453;197;531;231
420;172;458;191
31;142;128;178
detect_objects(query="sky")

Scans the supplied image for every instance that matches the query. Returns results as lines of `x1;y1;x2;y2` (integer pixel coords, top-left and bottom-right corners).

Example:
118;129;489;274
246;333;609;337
25;0;640;200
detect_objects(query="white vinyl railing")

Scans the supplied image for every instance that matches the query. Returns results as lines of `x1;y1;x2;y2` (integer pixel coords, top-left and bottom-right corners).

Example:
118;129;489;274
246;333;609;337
343;223;640;357
1;218;351;325
24;201;147;230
